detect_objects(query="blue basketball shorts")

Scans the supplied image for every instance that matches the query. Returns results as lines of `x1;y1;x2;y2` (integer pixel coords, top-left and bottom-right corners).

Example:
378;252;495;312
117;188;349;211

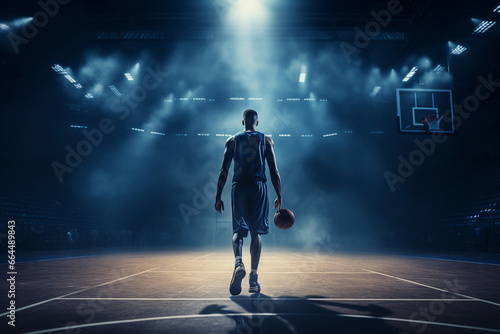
231;181;269;237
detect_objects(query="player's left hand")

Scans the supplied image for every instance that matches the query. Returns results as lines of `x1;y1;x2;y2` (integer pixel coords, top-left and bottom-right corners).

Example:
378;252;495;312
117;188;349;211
273;197;282;211
215;199;225;214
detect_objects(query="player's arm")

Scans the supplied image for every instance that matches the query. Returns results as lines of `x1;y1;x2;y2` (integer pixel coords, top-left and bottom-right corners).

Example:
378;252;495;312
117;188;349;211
215;136;235;213
265;136;282;210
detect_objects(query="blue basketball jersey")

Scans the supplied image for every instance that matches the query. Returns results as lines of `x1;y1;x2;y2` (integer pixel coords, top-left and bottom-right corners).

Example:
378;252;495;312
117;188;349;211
232;131;267;184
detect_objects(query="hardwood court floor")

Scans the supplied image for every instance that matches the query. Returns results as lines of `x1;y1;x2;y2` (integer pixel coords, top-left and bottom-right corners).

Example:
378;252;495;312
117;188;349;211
1;249;499;333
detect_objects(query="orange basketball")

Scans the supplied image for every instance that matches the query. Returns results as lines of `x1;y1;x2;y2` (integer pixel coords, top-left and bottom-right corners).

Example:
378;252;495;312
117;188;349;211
273;208;295;229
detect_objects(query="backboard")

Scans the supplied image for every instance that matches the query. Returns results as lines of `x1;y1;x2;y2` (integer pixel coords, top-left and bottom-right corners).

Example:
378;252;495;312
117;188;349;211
396;88;454;133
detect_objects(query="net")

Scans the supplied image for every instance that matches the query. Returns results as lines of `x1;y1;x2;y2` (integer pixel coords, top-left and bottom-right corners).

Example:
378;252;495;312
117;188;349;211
424;115;443;131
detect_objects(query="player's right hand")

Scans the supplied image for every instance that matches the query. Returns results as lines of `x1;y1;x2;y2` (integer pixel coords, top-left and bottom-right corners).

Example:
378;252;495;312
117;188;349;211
215;199;224;214
273;197;282;211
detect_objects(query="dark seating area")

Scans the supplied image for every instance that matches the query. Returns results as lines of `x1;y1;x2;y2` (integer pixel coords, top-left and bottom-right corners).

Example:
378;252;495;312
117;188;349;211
402;160;500;252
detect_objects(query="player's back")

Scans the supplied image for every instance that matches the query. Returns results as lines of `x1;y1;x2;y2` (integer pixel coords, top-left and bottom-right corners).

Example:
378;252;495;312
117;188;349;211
232;130;267;184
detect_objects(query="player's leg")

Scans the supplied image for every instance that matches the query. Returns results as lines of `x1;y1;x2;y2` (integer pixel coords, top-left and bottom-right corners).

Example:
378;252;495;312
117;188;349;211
230;231;246;296
232;232;244;261
249;232;262;293
247;181;268;293
250;231;262;271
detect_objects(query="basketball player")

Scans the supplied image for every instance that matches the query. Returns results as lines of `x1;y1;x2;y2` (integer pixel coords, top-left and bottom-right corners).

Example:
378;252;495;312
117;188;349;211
215;109;282;295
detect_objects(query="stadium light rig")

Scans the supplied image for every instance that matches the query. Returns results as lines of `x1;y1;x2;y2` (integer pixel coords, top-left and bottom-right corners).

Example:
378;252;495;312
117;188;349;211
124;73;134;81
433;64;445;72
0;23;9;30
84;93;94;99
402;67;418;82
108;85;122;97
151;131;165;136
52;64;82;89
52;64;67;75
493;4;500;13
450;45;467;55
370;86;382;97
473;20;496;34
299;72;306;83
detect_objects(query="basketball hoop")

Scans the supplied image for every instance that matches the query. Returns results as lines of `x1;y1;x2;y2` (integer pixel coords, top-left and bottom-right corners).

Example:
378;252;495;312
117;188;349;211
423;114;443;131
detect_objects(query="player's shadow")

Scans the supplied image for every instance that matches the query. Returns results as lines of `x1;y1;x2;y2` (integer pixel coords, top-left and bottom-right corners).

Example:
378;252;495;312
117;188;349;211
199;293;401;334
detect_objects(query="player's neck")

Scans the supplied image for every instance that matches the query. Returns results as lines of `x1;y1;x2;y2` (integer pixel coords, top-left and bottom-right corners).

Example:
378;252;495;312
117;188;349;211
244;126;257;132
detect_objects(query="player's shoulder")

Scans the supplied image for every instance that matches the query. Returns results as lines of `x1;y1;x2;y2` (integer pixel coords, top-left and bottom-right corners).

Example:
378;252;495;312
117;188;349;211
264;134;274;146
225;135;236;145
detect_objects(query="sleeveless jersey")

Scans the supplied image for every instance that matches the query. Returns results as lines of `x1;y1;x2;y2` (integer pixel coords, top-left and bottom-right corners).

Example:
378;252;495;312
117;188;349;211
232;131;267;184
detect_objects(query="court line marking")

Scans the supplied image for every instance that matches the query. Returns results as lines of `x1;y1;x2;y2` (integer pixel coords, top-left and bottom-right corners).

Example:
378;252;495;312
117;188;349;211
0;268;158;317
149;271;371;274
186;253;214;260
0;252;214;317
405;255;500;267
292;253;355;268
293;254;318;260
23;312;500;334
361;268;500;307
58;297;475;302
4;254;106;264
